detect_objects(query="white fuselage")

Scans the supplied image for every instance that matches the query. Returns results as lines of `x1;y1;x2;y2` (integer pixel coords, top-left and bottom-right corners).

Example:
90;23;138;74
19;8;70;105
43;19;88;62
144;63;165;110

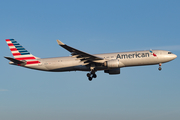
22;50;177;72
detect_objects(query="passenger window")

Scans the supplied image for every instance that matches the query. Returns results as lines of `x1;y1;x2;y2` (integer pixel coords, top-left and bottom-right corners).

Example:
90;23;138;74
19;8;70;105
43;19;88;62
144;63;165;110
168;52;172;54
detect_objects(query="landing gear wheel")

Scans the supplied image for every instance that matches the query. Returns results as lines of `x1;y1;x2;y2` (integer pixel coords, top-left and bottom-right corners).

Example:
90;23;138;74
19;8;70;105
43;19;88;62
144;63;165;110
87;69;97;81
92;74;97;78
158;63;162;71
88;77;92;81
158;67;162;71
87;73;91;77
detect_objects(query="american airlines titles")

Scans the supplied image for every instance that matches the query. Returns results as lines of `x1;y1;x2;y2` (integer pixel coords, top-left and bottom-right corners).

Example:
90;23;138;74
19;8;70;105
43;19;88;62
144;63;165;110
116;52;149;59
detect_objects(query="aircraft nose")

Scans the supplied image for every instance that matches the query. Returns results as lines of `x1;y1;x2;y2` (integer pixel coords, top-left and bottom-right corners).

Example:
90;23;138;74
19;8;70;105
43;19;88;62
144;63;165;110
172;54;177;59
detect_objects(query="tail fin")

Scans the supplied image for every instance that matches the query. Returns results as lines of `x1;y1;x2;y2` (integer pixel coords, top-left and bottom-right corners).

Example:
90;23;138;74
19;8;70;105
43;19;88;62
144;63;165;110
5;39;40;65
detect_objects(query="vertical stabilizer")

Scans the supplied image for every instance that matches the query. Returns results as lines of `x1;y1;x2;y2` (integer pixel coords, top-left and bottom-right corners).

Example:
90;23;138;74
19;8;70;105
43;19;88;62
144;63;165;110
5;39;40;65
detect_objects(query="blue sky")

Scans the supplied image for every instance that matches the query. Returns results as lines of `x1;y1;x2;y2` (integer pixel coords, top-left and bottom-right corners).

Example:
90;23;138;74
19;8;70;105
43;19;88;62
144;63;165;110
1;0;180;120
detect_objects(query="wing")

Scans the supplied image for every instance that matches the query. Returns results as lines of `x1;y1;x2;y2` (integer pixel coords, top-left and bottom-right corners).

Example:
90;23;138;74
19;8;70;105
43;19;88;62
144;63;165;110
56;40;105;65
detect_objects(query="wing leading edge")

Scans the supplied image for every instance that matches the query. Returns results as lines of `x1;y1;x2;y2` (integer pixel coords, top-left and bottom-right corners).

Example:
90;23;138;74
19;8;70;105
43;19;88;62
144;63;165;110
56;40;105;65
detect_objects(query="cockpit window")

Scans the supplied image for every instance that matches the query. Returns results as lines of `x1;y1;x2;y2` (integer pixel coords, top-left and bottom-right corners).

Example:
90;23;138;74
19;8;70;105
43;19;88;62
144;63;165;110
168;52;172;54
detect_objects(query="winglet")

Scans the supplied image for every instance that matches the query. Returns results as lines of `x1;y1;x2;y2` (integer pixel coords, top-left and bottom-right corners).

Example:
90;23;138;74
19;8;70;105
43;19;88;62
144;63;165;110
57;40;65;45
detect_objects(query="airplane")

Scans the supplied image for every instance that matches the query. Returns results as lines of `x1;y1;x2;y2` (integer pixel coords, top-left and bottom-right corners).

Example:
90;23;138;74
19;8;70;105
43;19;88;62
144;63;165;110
5;39;177;81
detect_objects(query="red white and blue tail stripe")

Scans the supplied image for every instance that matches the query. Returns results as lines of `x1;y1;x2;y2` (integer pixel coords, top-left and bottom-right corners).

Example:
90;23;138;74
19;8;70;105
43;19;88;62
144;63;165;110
6;39;41;65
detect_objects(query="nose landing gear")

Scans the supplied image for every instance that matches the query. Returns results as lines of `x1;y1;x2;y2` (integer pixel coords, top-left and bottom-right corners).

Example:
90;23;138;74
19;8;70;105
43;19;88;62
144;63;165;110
158;63;162;71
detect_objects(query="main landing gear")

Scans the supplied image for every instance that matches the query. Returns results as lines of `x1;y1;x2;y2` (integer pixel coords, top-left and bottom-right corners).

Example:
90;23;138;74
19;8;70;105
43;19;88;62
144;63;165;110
87;71;97;81
87;63;97;81
158;63;162;71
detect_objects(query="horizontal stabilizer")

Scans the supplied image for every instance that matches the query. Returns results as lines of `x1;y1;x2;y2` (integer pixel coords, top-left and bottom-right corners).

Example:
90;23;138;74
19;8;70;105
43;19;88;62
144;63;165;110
4;57;26;65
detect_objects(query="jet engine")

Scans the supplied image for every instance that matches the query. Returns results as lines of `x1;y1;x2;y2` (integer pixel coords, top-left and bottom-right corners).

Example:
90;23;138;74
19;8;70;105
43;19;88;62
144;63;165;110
104;68;120;75
104;59;125;68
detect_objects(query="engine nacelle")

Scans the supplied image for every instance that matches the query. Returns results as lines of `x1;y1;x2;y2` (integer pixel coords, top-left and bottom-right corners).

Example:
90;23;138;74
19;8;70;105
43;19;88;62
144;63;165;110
104;59;124;68
104;68;120;75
